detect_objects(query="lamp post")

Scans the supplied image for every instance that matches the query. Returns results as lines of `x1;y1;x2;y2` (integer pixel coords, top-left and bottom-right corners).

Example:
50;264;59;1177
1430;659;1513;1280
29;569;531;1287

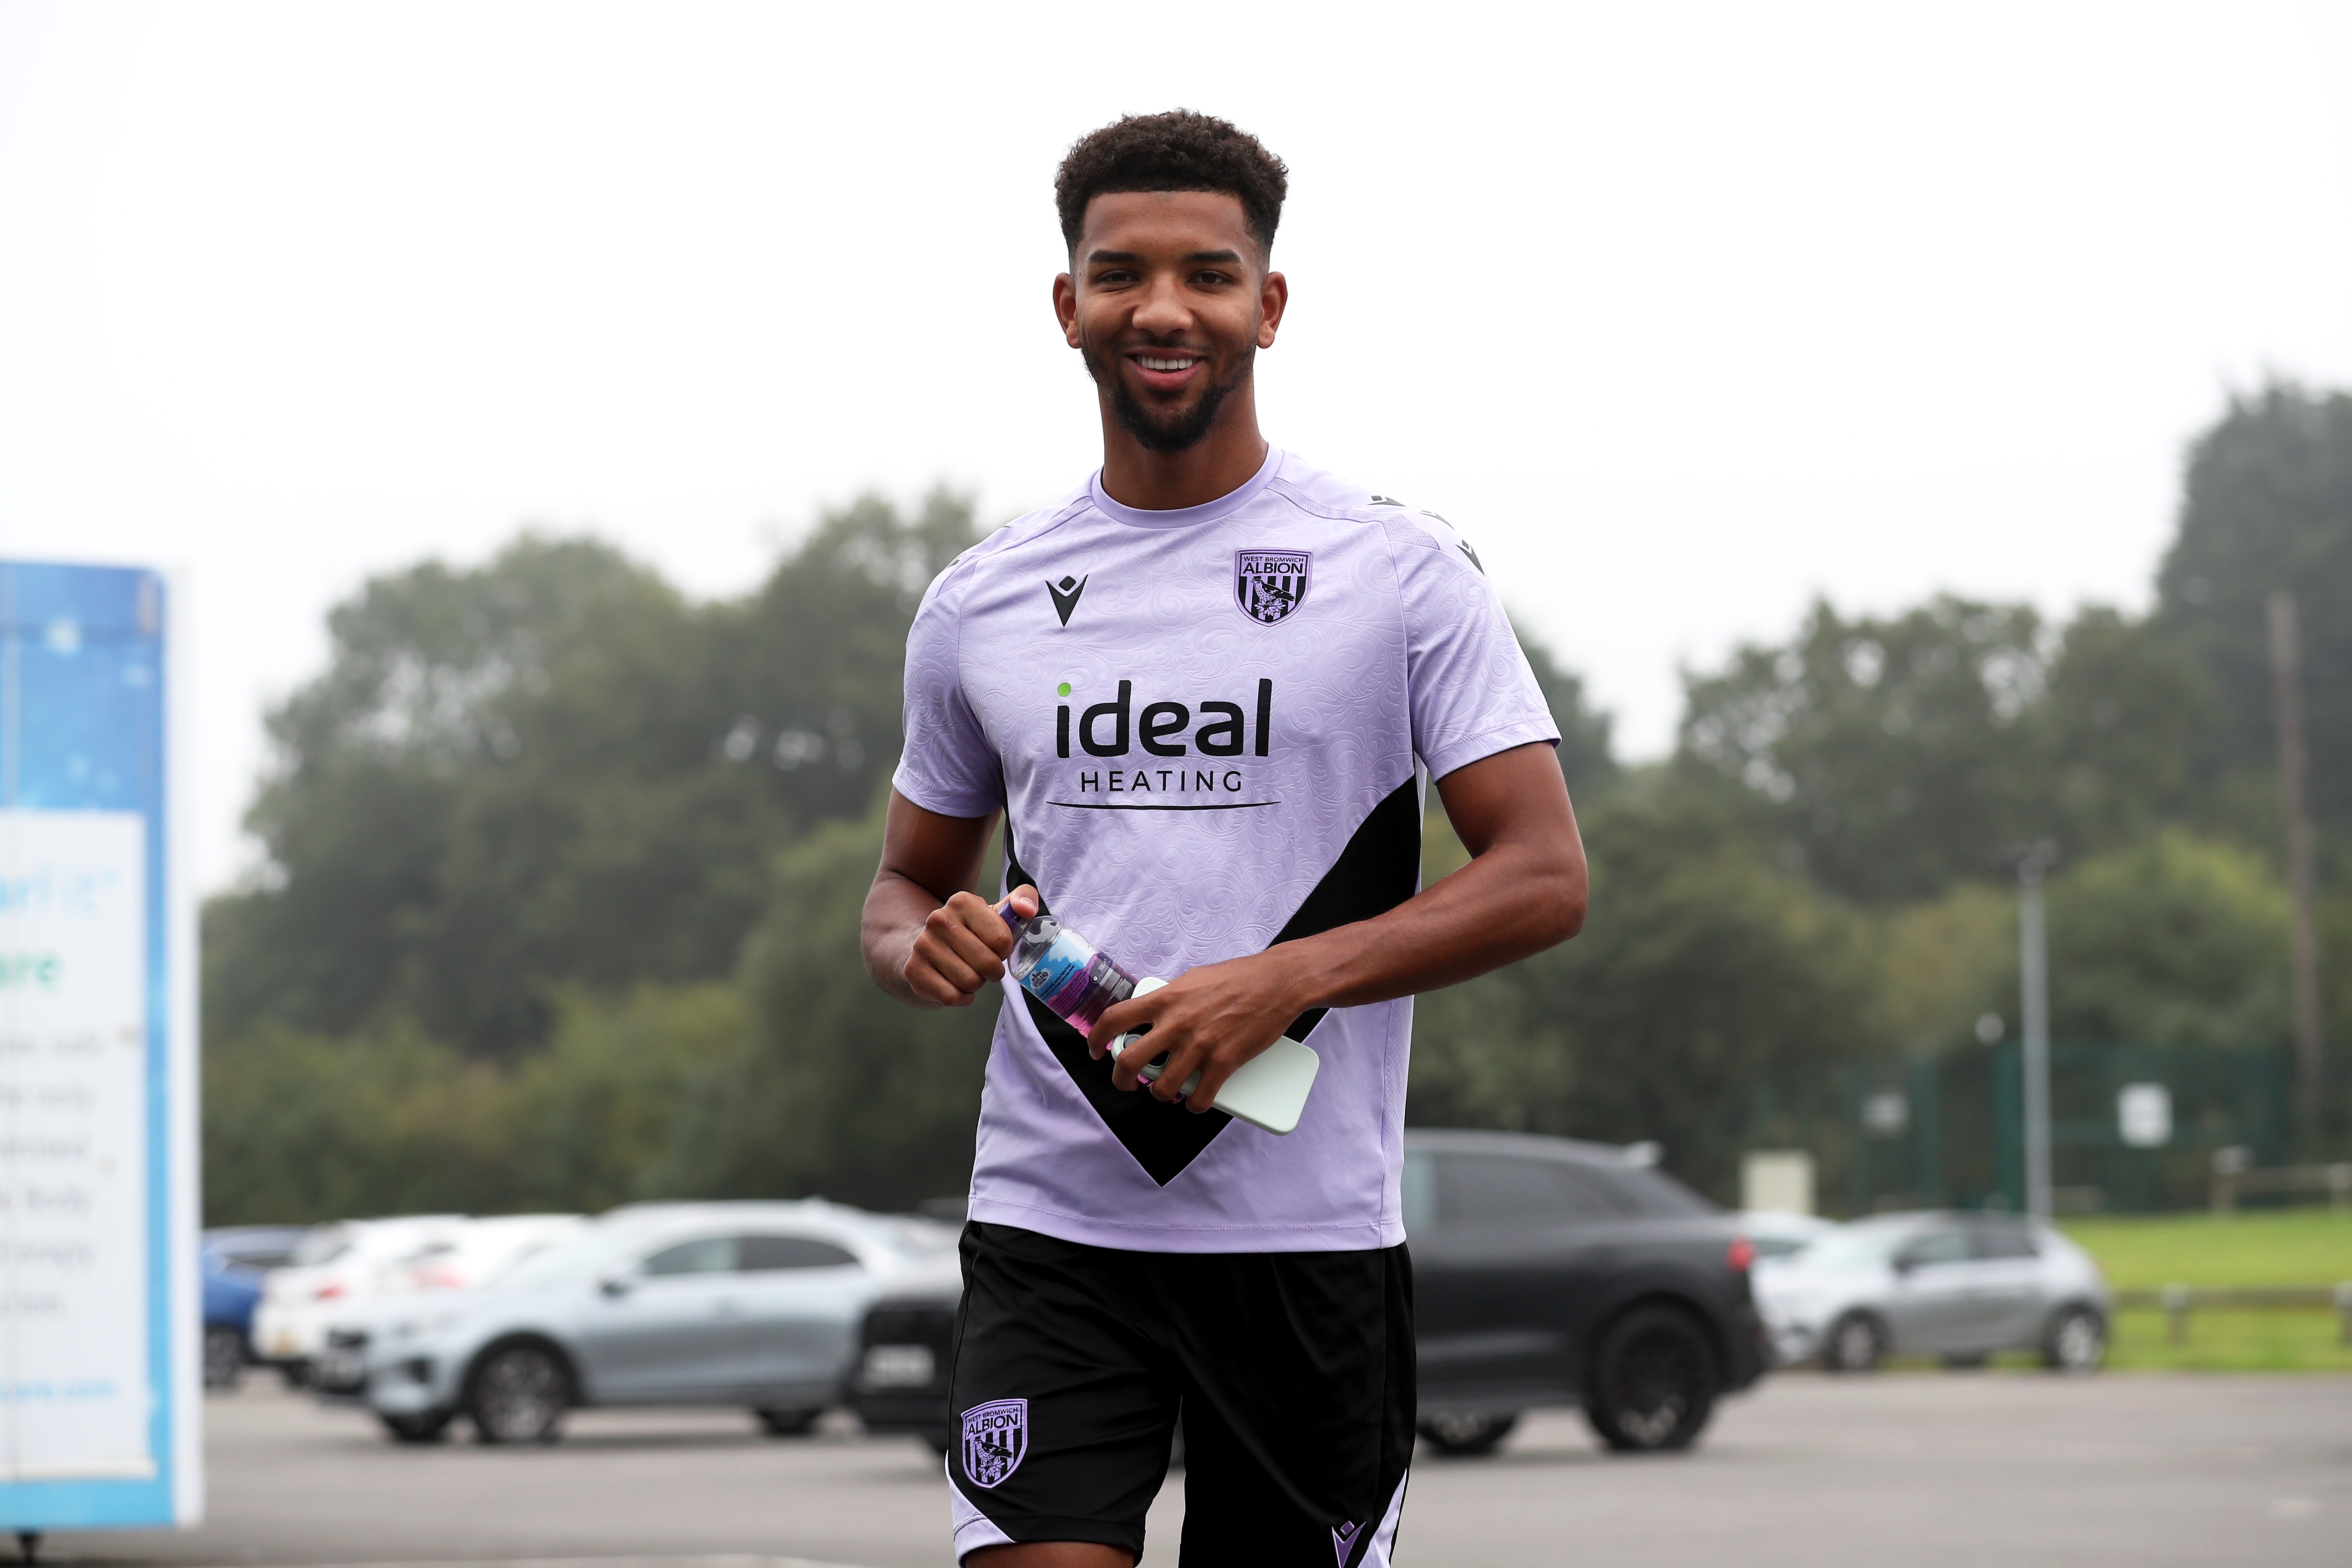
2016;842;2058;1221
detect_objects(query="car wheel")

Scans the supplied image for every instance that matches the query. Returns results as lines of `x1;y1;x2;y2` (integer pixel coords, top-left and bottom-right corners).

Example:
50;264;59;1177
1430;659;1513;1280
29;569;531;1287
1585;1306;1717;1453
379;1410;455;1444
203;1326;246;1390
467;1343;571;1444
2042;1306;2106;1374
754;1407;822;1437
1416;1412;1519;1458
1823;1312;1886;1374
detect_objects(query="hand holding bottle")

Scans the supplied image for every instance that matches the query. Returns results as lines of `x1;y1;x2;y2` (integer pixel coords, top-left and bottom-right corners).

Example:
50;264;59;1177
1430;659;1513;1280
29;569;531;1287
899;883;1038;1008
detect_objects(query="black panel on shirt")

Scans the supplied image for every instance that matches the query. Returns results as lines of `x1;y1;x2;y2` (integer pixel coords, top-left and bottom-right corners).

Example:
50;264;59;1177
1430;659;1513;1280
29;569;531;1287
1001;778;1422;1188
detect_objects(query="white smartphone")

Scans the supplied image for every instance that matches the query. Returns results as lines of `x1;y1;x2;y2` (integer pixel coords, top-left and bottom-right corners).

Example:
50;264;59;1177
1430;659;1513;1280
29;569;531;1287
1107;977;1321;1137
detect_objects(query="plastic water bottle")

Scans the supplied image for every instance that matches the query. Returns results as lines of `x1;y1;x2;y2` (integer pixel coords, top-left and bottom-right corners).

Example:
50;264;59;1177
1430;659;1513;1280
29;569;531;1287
998;905;1138;1031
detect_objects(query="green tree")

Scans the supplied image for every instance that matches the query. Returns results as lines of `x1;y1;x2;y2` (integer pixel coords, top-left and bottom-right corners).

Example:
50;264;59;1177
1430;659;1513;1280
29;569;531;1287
205;492;978;1058
2156;383;2352;833
1410;777;1875;1201
655;800;998;1211
1517;623;1618;799
1678;596;2210;903
2040;831;2291;1048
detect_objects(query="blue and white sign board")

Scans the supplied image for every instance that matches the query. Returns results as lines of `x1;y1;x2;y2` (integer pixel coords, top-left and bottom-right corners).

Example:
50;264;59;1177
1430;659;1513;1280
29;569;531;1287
0;563;200;1531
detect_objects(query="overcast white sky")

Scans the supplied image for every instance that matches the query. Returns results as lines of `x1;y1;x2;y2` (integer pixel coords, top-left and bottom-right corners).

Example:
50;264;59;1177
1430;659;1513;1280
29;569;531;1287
5;1;2350;893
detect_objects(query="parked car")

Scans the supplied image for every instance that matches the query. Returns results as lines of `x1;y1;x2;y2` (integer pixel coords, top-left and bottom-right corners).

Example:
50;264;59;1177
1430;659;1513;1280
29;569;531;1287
252;1215;470;1381
1750;1211;2110;1372
1738;1210;1834;1261
200;1225;315;1389
311;1214;586;1397
850;1129;1768;1459
358;1200;956;1444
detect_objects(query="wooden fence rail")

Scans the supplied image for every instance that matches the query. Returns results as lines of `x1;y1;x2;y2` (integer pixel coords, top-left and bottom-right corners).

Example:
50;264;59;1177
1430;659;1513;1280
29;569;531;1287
2112;1283;2352;1345
2209;1162;2352;1213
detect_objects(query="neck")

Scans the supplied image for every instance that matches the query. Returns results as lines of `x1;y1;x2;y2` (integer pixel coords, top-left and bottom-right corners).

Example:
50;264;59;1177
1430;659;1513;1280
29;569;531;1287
1097;383;1270;511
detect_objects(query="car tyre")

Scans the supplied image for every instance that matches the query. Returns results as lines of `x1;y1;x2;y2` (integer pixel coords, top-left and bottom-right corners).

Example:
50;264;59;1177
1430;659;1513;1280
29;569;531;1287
2042;1306;2106;1374
203;1326;246;1390
467;1343;571;1444
1417;1412;1519;1458
754;1407;822;1437
1822;1312;1886;1374
379;1410;455;1444
1585;1305;1717;1453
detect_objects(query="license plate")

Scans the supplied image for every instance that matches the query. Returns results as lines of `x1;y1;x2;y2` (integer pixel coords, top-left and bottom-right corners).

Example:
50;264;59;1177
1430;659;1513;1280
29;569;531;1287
862;1344;936;1388
316;1351;363;1389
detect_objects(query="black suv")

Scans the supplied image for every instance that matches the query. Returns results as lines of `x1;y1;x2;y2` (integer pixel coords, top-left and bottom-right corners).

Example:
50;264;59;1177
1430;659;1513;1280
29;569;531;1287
850;1129;1768;1458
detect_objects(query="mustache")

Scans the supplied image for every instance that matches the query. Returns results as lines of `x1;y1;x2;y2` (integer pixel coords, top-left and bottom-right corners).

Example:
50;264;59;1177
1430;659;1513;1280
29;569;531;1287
1078;334;1253;454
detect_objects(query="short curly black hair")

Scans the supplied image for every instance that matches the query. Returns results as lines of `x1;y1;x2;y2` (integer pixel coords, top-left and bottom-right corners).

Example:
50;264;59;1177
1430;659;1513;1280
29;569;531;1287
1055;110;1289;261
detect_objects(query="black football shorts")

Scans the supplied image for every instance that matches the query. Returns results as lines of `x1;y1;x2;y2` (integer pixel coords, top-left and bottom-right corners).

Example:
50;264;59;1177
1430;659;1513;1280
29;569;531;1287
946;1221;1414;1567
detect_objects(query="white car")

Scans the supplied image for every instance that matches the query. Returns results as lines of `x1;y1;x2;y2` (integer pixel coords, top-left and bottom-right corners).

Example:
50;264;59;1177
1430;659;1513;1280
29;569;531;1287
1738;1209;1835;1262
311;1214;586;1395
251;1215;469;1378
1752;1211;2110;1372
360;1199;956;1444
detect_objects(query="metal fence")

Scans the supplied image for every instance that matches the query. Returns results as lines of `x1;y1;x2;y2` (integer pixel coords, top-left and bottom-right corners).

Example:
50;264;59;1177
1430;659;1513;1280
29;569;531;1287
1835;1042;2294;1216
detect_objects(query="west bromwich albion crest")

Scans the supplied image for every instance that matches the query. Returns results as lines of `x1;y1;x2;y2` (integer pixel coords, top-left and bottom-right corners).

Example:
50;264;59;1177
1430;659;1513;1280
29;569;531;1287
1236;548;1311;624
960;1398;1028;1488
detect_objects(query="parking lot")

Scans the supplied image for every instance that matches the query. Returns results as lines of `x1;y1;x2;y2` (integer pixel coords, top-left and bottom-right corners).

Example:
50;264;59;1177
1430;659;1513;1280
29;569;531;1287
46;1373;2348;1568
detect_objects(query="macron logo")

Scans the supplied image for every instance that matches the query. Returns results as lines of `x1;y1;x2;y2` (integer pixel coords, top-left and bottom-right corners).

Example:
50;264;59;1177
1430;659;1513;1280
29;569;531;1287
1047;574;1088;626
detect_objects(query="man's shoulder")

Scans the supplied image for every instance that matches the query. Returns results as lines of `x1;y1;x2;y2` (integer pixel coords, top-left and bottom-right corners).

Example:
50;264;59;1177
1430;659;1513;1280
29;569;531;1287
919;485;1095;608
1265;455;1488;576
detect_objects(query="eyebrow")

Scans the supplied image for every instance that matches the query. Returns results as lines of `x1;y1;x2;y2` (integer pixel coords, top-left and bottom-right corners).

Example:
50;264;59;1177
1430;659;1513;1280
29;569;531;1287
1086;249;1246;266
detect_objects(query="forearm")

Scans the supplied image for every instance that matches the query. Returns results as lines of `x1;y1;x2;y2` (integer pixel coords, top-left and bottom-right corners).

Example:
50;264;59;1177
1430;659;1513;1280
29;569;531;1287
863;870;952;1007
1273;829;1585;1017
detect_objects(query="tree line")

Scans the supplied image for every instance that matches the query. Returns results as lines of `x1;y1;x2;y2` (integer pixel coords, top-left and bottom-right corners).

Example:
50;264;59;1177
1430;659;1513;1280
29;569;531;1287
203;385;2352;1221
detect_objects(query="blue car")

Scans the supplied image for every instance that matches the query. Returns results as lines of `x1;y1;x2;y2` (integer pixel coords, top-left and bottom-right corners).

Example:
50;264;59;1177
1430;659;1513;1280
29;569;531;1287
203;1226;313;1388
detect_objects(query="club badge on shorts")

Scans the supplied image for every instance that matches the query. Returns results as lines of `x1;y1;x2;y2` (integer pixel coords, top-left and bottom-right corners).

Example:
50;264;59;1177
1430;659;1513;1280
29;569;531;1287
960;1398;1028;1488
1235;548;1311;625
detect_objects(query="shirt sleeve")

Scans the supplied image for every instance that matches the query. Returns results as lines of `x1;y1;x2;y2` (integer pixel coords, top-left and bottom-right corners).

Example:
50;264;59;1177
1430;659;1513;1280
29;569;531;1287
890;565;1005;817
1387;515;1562;781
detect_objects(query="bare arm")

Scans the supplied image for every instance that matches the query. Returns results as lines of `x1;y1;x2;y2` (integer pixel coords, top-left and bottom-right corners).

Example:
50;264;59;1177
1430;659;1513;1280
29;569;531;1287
861;789;1033;1009
1087;741;1586;1109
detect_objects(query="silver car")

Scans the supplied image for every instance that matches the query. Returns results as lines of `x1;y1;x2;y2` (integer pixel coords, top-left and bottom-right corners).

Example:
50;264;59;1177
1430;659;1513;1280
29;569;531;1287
358;1200;956;1443
1752;1212;2109;1373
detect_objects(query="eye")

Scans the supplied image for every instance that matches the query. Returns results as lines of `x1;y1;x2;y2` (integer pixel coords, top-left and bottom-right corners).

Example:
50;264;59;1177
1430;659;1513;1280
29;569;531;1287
1192;270;1232;287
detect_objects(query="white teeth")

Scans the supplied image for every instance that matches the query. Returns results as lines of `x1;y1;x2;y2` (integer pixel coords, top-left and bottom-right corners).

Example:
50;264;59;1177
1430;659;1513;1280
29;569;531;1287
1138;356;1199;371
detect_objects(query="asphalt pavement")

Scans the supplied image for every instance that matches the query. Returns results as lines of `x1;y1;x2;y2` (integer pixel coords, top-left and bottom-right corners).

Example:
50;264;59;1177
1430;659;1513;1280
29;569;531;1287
45;1372;2350;1568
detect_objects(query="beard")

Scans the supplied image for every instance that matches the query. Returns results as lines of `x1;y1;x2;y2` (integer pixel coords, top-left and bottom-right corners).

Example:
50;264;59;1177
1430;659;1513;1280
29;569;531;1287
1082;338;1254;453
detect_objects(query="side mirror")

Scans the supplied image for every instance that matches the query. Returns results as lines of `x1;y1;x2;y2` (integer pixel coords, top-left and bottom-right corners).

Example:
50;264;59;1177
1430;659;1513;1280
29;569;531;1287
1890;1253;1918;1276
599;1275;634;1299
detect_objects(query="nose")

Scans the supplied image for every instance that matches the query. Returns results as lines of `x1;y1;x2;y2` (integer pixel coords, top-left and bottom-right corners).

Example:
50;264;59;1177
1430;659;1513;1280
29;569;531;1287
1130;273;1194;338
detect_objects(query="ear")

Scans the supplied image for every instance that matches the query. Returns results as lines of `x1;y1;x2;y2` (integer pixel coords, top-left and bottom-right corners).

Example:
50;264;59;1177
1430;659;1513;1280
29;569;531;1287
1053;273;1081;348
1257;270;1288;350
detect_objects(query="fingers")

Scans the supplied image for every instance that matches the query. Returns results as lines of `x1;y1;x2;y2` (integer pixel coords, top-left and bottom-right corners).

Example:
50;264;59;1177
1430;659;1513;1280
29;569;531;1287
905;901;1009;1005
948;888;1019;959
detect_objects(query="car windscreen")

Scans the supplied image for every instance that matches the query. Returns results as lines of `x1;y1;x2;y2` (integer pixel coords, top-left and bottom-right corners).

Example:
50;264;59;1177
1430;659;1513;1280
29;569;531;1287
1797;1226;1908;1268
487;1228;645;1290
1437;1155;1629;1224
290;1229;353;1267
1605;1166;1716;1218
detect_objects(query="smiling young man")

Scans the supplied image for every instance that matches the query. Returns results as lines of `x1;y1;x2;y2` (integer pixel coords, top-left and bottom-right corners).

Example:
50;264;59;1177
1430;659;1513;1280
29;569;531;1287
862;112;1588;1568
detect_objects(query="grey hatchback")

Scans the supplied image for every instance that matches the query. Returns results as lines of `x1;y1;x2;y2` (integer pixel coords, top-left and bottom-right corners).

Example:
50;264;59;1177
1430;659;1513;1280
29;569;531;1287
356;1200;955;1443
1751;1212;2111;1372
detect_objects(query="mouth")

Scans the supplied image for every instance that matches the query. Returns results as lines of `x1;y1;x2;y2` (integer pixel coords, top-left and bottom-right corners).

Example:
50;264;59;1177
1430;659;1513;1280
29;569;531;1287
1125;351;1207;394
